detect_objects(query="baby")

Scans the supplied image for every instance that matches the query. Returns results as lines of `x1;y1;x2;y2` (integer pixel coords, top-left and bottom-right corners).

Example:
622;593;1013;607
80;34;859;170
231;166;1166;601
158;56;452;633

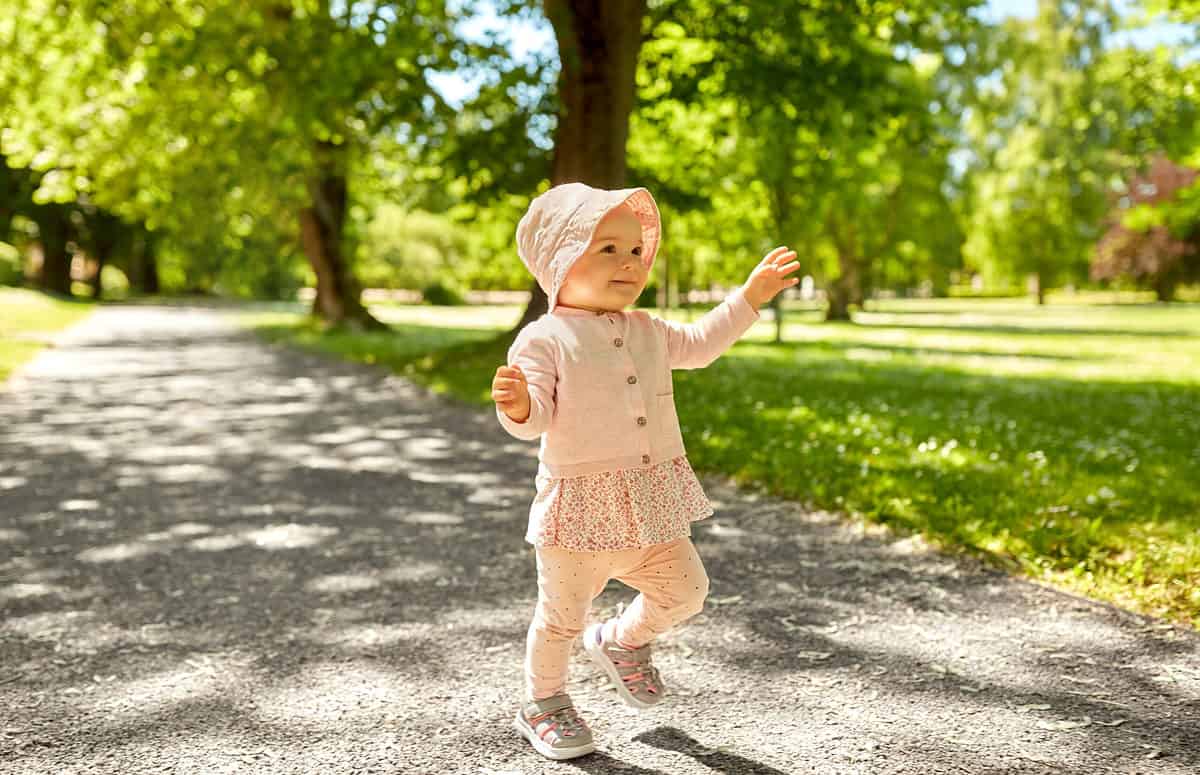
492;181;798;760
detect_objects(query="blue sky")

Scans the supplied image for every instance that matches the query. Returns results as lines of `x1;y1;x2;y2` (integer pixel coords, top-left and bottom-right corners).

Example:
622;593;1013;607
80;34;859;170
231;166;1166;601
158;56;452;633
429;1;1195;108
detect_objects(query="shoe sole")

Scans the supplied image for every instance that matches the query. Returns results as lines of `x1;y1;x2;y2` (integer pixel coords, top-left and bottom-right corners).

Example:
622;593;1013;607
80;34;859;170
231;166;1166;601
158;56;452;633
583;623;662;710
512;711;595;760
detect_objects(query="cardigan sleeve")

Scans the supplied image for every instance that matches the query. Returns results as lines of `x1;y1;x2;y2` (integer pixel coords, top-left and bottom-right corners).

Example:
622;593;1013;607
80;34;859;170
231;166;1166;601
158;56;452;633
653;284;760;370
495;323;558;440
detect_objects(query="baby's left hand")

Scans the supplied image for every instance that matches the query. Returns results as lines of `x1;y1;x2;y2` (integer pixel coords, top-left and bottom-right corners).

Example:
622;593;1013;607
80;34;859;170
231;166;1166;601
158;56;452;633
742;246;800;311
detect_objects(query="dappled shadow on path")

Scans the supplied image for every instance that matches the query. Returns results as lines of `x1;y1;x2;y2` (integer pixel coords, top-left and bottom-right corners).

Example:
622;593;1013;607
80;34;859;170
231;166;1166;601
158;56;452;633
0;303;1196;774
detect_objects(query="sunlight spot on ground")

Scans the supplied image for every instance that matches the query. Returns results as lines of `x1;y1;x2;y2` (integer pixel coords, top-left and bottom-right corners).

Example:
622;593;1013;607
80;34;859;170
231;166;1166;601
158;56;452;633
78;657;252;720
0;582;71;601
143;523;213;542
318;622;431;648
152;463;228;484
78;541;159;563
406;469;465;483
188;534;246;552
0;527;27;541
1;609;96;640
299;456;350;470
401;434;454;460
69;516;116;531
307;573;379;594
373;427;415;440
250;664;408;724
885;534;937;556
267;441;323;457
60;499;101;511
16;511;57;525
380;561;444;582
244;523;339;549
339;439;392;456
306;505;358;518
308;426;375;445
124;443;218;463
390;510;464;525
350;455;400;472
465;485;526;506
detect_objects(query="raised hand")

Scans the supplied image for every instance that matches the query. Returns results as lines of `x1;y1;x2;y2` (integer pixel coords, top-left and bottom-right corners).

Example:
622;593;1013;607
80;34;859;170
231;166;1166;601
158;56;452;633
493;364;531;423
742;246;800;311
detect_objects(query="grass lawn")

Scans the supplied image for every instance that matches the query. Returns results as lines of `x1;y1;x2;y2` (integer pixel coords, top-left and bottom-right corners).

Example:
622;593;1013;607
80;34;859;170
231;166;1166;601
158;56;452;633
0;287;98;383
239;294;1200;629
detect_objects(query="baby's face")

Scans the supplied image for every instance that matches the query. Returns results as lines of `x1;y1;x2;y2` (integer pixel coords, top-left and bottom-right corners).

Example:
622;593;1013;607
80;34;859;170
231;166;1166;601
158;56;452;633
557;203;648;312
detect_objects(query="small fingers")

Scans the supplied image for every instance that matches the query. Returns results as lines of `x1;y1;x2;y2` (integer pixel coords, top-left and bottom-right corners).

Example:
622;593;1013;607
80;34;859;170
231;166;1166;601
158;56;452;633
761;246;791;264
768;250;797;267
496;365;527;381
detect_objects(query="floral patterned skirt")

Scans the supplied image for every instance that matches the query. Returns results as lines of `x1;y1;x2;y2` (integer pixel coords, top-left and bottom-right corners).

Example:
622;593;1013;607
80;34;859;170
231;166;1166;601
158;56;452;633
526;455;714;551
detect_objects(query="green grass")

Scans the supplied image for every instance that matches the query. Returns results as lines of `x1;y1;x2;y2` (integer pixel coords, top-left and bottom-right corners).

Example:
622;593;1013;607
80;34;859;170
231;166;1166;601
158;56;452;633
237;297;1200;629
0;287;98;383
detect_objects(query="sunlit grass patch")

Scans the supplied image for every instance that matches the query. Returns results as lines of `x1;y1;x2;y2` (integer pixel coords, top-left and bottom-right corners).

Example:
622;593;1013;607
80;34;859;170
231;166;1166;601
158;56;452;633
0;287;98;383
238;298;1200;628
682;339;1199;626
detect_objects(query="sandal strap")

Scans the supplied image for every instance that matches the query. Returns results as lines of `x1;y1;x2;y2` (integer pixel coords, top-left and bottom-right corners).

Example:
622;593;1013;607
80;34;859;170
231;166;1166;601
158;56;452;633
524;693;574;716
525;696;588;734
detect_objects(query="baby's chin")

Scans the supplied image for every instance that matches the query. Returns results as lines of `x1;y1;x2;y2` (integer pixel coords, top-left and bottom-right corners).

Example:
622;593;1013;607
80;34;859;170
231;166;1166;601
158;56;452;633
560;285;643;311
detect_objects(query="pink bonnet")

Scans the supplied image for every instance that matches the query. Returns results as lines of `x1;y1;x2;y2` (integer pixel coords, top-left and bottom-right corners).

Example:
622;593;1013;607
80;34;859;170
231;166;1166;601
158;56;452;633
515;182;661;313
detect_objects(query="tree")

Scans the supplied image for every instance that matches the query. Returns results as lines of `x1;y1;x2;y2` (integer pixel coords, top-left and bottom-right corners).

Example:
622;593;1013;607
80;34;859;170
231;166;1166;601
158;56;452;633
961;0;1122;304
0;0;491;327
639;1;979;320
483;0;650;333
1092;154;1200;300
0;157;71;294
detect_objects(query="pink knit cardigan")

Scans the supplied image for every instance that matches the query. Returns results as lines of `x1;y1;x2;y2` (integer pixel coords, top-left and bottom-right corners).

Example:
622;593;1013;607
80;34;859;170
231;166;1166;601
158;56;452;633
496;286;760;478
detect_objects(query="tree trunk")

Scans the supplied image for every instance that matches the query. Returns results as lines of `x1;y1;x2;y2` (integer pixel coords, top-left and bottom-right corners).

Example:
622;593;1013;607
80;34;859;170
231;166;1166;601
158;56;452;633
127;230;160;295
825;281;853;321
767;180;789;343
142;237;159;294
300;139;387;331
90;250;106;300
86;212;122;301
32;205;73;296
824;214;862;322
509;0;648;334
1153;275;1176;302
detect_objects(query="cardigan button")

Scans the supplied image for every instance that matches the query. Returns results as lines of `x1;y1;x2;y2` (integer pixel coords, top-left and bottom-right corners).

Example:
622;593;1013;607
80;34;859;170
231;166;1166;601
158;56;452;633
636;416;647;426
627;375;637;384
642;454;651;464
613;337;623;347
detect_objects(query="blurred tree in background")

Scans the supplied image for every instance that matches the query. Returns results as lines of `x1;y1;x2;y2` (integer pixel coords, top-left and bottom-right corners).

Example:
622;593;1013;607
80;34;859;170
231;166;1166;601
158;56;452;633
0;0;520;329
959;1;1198;304
1092;154;1200;299
2;0;1199;317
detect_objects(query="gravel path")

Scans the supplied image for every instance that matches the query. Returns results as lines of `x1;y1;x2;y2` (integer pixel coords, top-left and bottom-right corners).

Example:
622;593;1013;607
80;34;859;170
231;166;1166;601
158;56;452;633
1;302;1197;775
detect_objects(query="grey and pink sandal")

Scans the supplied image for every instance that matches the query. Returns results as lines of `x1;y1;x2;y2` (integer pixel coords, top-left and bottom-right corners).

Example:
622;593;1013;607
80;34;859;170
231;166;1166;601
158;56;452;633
513;692;595;760
584;620;666;709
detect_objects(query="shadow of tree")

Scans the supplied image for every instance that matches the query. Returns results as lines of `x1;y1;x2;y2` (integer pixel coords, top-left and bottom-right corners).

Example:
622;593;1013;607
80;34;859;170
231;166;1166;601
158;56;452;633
0;303;1196;774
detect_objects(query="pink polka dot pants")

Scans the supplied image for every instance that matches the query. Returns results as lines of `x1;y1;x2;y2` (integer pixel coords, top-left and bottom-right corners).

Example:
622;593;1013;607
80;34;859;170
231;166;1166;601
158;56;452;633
524;536;709;701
